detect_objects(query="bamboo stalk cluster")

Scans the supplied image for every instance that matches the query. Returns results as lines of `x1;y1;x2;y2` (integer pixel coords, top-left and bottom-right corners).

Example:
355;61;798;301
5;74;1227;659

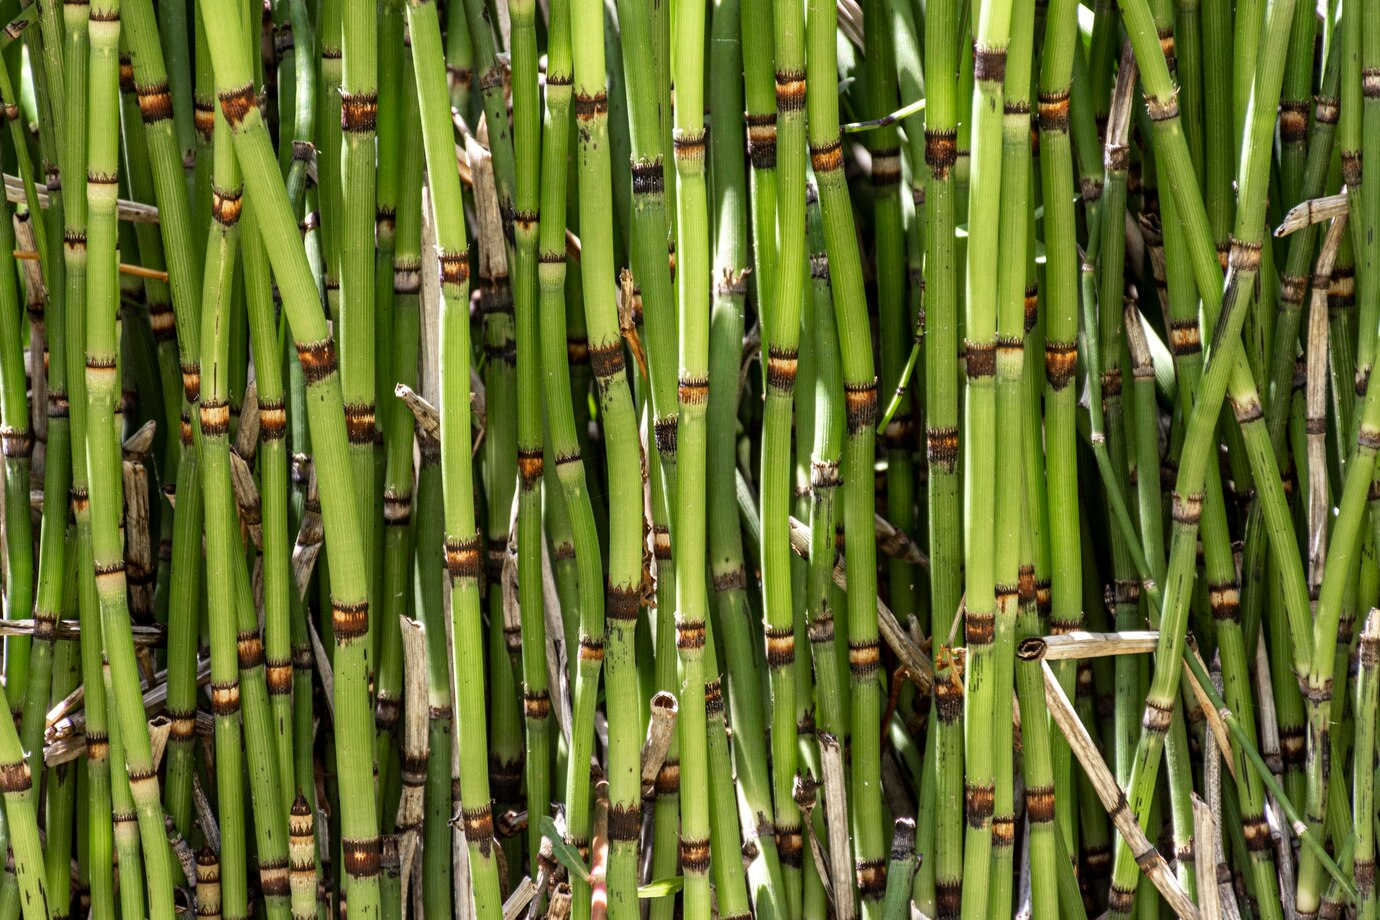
0;0;1378;916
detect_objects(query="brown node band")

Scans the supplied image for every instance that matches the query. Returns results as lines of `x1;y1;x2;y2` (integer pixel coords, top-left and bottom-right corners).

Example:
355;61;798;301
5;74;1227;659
678;375;709;405
137;81;174;124
1144;90;1180;122
1228;237;1264;272
590;341;626;379
265;659;293;694
765;345;799;392
1037;89;1070;132
677;621;707;650
809;138;843;173
1278;101;1309;143
210;681;241;715
1315;94;1340;125
340;90;378;132
0;761;30;794
764;625;795;668
606;584;641;621
258;399;287;440
341;837;382;878
775;71;806;111
680;838;711;874
745;113;777;170
965;610;995;646
331;599;369;640
871;148;902;187
1229;392;1264;424
607;804;641;842
844;380;877;433
849;638;881;676
217;82;257;125
965;782;995;826
965;340;996;378
344;403;376;444
579;635;604;662
236;629;265;668
991;814;1016;847
574;92;608;120
655;759;680;794
712;566;747;592
200;400;231;438
973;45;1007;82
631;158;664;196
1026;784;1055;823
296;338;338;384
1141;697;1174;733
775;830;803;867
856;858;888;899
522;689;551;720
1171;491;1203;524
653;526;673;562
439;250;470;286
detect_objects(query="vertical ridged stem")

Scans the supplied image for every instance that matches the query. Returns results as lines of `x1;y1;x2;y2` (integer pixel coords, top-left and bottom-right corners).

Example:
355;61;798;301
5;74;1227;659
84;0;178;912
669;0;711;913
404;0;502;913
954;0;1014;910
199;109;250;920
196;0;382;913
762;0;805;911
509;0;551;874
807;0;885;905
566;0;648;909
707;0;788;910
922;0;965;908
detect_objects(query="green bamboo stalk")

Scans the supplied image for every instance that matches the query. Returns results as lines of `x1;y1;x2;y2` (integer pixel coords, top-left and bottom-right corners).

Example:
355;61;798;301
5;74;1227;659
244;195;296;817
0;159;32;736
989;2;1037;911
103;666;145;920
509;0;551;872
527;2;610;914
706;0;788;907
703;624;752;920
1355;609;1380;919
669;0;711;907
759;0;806;907
195;1;383;914
804;0;886;910
923;0;965;907
402;0;501;914
740;0;776;349
371;0;405;817
953;0;1014;910
1107;0;1313;909
864;0;916;645
338;0;377;642
81;0;179;912
120;0;208;839
198;108;252;920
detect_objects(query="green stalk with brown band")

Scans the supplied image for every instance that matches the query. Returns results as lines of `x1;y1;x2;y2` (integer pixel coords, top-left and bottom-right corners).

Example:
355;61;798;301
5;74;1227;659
198;108;252;920
760;0;806;908
195;0;383;913
530;0;613;913
952;0;1013;910
707;0;788;905
923;0;966;908
82;0;179;913
805;0;885;908
405;0;502;912
990;0;1035;912
510;0;551;874
670;0;710;908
